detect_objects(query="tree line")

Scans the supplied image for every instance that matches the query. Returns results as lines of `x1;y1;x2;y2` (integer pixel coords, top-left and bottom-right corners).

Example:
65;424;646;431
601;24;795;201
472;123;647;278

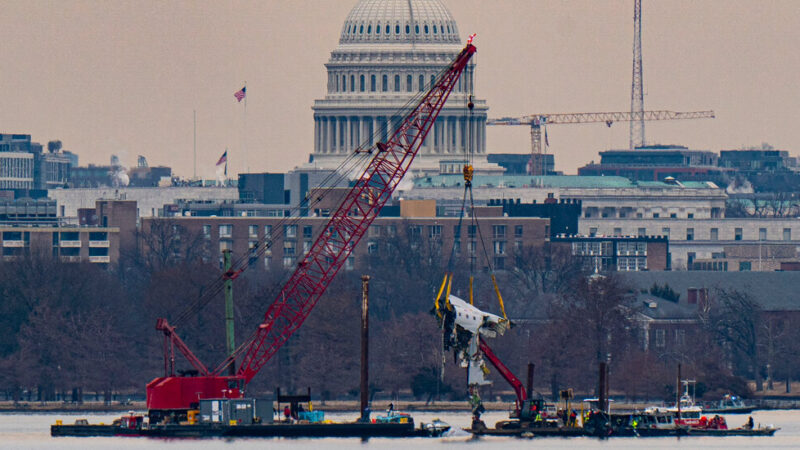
2;220;799;404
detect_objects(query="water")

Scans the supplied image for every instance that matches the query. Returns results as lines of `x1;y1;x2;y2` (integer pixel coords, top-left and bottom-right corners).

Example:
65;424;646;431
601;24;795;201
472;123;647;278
2;409;799;449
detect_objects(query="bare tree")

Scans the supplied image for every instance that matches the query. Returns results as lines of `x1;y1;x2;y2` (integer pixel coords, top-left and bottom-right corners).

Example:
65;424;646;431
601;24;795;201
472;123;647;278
703;288;764;391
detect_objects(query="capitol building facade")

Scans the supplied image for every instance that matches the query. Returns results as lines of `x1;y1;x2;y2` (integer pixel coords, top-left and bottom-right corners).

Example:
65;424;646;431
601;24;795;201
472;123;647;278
307;0;502;175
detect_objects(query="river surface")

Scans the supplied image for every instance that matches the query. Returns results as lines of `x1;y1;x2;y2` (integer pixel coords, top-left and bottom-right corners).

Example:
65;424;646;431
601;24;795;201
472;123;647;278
1;409;798;449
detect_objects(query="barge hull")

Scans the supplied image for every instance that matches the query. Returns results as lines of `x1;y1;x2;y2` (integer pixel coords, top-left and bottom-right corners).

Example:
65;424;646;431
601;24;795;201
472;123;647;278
52;422;421;438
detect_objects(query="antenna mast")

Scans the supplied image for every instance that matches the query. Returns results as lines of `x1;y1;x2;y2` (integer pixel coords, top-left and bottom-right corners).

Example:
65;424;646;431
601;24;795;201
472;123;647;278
630;0;644;149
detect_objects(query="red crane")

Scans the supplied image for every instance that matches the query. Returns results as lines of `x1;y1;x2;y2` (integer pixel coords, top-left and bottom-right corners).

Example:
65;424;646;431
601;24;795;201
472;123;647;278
146;41;478;417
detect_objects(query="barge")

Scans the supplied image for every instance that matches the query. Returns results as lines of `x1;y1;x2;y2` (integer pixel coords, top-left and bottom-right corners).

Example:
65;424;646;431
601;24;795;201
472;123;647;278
51;419;446;438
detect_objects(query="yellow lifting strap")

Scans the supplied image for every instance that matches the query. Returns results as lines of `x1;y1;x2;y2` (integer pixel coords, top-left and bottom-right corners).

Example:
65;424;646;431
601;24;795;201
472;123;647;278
434;273;448;318
469;276;474;306
491;274;508;320
445;273;453;311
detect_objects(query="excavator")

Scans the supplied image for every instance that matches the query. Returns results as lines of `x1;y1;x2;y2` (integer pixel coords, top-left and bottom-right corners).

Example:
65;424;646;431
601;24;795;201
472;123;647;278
145;37;478;422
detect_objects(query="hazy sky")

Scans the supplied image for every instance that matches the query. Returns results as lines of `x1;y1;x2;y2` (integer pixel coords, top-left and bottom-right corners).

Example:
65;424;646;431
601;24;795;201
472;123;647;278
2;0;799;178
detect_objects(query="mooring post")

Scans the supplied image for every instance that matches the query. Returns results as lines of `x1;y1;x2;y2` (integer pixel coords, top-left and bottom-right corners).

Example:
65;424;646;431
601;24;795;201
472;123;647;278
598;362;607;414
677;363;682;420
223;249;236;375
360;275;370;422
526;363;535;398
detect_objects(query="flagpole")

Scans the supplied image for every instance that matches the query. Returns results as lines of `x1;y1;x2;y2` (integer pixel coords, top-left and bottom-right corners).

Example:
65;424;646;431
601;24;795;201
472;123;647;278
193;109;197;180
243;81;248;176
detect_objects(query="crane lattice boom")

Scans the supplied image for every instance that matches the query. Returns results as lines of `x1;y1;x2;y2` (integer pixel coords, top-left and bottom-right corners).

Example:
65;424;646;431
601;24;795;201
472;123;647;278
146;42;477;413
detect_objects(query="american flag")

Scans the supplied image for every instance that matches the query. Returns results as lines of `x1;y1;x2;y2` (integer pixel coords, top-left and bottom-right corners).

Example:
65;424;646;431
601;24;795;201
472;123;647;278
234;86;246;102
216;150;227;167
216;150;227;176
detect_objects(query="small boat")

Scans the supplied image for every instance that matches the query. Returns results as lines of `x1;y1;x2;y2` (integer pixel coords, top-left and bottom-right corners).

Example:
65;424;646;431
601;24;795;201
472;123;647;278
645;380;704;428
690;425;779;436
702;394;755;414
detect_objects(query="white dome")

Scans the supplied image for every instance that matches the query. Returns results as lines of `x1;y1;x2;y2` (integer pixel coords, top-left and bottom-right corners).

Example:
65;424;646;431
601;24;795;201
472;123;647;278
339;0;460;44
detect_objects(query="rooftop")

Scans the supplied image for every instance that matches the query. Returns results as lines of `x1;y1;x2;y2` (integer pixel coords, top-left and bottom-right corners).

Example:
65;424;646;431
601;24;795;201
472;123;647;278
411;175;719;190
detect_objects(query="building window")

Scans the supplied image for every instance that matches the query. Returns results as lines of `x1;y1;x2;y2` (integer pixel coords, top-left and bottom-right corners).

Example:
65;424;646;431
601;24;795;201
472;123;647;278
494;256;505;270
394;74;400;92
662;227;670;238
493;240;506;255
342;75;346;92
419;74;425;92
346;256;355;271
284;225;297;238
735;228;742;241
740;261;751;271
370;75;376;91
264;256;271;270
264;225;272;239
637;227;646;237
454;240;461;254
468;240;476;254
759;228;767;241
655;329;665;348
675;329;686;346
686;228;694;241
283;256;296;268
283;240;296;256
219;239;233;252
360;74;365;92
382;74;388;91
303;240;312;254
652;213;659;218
453;225;461;239
350;75;355;92
406;74;412;92
613;228;622;236
248;225;258;238
492;225;506;238
670;213;677;218
203;225;211;239
687;252;696;267
369;225;381;237
219;224;232;238
515;225;523;238
688;213;694;219
387;225;396;237
428;225;442;239
303;225;313;239
367;241;378;254
710;228;718;241
784;228;791;241
468;225;476;238
408;225;421;239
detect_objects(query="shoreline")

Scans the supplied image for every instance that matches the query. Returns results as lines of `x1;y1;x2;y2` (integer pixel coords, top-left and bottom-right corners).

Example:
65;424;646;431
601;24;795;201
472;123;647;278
4;397;800;414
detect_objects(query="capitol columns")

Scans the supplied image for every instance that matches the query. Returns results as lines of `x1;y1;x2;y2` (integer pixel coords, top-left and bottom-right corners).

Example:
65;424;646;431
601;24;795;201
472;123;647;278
314;116;320;154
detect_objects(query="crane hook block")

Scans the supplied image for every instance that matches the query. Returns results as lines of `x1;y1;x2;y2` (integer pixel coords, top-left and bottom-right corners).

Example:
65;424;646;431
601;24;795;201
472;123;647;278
463;164;474;183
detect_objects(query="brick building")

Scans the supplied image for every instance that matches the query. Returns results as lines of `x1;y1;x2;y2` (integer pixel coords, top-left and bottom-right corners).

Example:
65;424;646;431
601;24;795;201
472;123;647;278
141;202;550;272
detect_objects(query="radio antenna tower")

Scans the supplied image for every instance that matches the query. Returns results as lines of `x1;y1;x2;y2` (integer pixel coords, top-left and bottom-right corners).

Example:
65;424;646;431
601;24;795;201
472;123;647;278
630;0;644;149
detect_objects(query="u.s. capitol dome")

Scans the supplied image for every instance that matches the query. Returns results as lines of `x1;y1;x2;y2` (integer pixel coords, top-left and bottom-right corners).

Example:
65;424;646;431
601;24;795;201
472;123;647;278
308;0;501;175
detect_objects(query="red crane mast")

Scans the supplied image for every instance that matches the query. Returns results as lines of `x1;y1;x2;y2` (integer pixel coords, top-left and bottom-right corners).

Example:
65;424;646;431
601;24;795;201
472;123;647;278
146;41;477;415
